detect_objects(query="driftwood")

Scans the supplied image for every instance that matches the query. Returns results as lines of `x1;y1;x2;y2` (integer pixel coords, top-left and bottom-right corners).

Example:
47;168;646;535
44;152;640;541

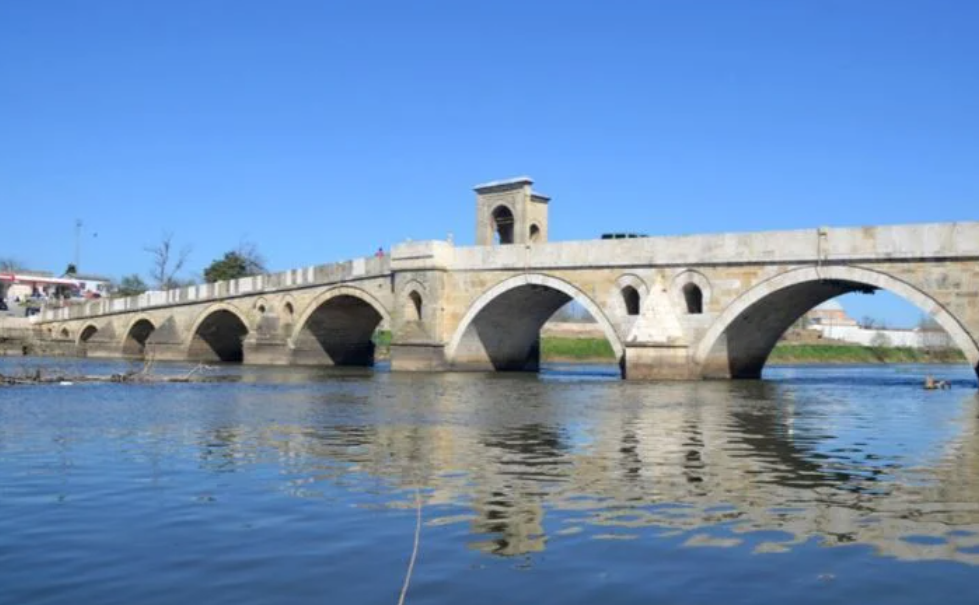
0;363;237;386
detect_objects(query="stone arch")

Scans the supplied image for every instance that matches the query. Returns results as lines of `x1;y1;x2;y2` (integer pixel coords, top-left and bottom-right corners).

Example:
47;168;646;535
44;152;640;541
683;283;703;314
621;286;640;316
186;303;251;363
400;279;427;323
254;297;269;315
672;270;712;315
491;204;515;245
59;327;71;340
77;323;99;345
695;265;979;379
290;286;392;366
280;295;297;323
529;223;541;243
122;316;156;358
614;274;648;318
407;291;423;322
446;273;626;373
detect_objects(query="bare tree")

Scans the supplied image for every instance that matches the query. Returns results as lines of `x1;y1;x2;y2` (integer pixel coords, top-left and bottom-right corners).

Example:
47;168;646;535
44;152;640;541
236;240;267;275
0;257;24;272
870;331;892;349
145;232;192;290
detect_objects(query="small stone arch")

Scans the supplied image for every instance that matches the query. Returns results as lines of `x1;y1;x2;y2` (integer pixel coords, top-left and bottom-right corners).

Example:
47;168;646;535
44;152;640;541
122;315;157;358
694;265;979;379
614;274;648;318
446;273;626;371
400;279;428;324
529;223;541;243
683;284;703;314
672;270;712;316
491;204;515;245
621;287;640;316
280;295;297;323
407;291;423;322
77;323;99;346
59;327;71;340
254;297;269;315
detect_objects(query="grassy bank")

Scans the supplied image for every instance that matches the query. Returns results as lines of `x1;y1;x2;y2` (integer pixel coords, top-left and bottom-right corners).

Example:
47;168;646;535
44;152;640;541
768;343;966;364
373;331;965;364
543;339;967;364
540;336;616;361
372;332;617;362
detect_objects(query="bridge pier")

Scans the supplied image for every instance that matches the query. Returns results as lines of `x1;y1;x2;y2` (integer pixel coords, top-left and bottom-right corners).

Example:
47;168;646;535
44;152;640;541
242;337;293;365
389;343;449;372
623;344;697;380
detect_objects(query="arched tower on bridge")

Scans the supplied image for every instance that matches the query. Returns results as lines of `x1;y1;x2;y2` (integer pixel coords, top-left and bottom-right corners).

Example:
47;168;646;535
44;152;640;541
475;177;550;246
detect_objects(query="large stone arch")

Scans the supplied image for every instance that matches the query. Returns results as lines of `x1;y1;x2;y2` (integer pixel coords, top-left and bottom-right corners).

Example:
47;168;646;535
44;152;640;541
290;286;392;366
695;265;979;379
445;273;626;373
76;322;100;346
122;315;157;358
186;303;251;363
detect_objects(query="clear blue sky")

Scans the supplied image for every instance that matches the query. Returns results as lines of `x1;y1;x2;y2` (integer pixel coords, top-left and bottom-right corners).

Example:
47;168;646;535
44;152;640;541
2;1;976;326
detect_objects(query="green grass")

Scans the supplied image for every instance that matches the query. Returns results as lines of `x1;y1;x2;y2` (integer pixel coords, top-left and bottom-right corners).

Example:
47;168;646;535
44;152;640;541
540;337;616;360
769;343;966;364
374;331;965;364
373;330;392;348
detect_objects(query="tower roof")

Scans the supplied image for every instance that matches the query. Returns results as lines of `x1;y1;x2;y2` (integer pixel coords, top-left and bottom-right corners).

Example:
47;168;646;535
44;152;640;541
473;176;533;192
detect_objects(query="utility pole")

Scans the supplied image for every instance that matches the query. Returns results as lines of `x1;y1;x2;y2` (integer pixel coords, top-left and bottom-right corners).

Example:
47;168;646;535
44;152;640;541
74;219;82;271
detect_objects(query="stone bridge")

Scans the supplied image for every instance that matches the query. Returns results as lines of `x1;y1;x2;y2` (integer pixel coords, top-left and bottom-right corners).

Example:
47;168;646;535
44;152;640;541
35;178;979;380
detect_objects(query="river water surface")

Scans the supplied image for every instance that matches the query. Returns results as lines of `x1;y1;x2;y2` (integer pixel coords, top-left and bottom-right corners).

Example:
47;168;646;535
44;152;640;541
2;359;979;604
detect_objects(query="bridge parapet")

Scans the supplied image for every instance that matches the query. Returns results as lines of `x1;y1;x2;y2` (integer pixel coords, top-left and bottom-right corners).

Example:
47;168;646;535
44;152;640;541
39;255;390;322
448;221;979;270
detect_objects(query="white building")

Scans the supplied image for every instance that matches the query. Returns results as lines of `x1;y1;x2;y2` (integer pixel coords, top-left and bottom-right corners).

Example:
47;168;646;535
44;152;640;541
806;300;951;349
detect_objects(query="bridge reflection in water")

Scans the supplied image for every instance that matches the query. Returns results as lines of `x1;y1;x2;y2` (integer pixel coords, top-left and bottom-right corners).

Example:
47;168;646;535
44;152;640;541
190;364;979;564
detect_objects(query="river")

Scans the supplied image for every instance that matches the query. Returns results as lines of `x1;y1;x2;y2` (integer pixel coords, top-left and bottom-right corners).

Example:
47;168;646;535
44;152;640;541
2;359;978;604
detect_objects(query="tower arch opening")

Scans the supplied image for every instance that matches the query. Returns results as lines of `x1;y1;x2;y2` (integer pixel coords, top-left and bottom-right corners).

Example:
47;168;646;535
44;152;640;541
189;309;249;363
492;206;515;245
447;274;625;376
123;319;156;358
292;291;387;366
696;266;979;380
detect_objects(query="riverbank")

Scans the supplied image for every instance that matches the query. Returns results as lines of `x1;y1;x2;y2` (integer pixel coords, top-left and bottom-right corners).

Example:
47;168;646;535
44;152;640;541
768;343;966;364
445;335;966;365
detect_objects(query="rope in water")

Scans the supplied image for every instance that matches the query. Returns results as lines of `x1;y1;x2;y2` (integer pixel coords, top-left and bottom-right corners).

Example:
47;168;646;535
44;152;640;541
396;486;423;605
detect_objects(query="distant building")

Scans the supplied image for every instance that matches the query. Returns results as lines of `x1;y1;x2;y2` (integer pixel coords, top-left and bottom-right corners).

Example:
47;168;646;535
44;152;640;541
0;271;77;301
1;270;112;302
69;273;112;297
805;299;952;349
806;299;859;327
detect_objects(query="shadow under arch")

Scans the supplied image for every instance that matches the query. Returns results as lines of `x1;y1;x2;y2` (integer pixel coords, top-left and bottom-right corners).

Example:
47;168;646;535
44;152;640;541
187;303;251;363
122;316;156;359
290;286;392;366
77;323;99;346
445;273;626;374
695;265;979;379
